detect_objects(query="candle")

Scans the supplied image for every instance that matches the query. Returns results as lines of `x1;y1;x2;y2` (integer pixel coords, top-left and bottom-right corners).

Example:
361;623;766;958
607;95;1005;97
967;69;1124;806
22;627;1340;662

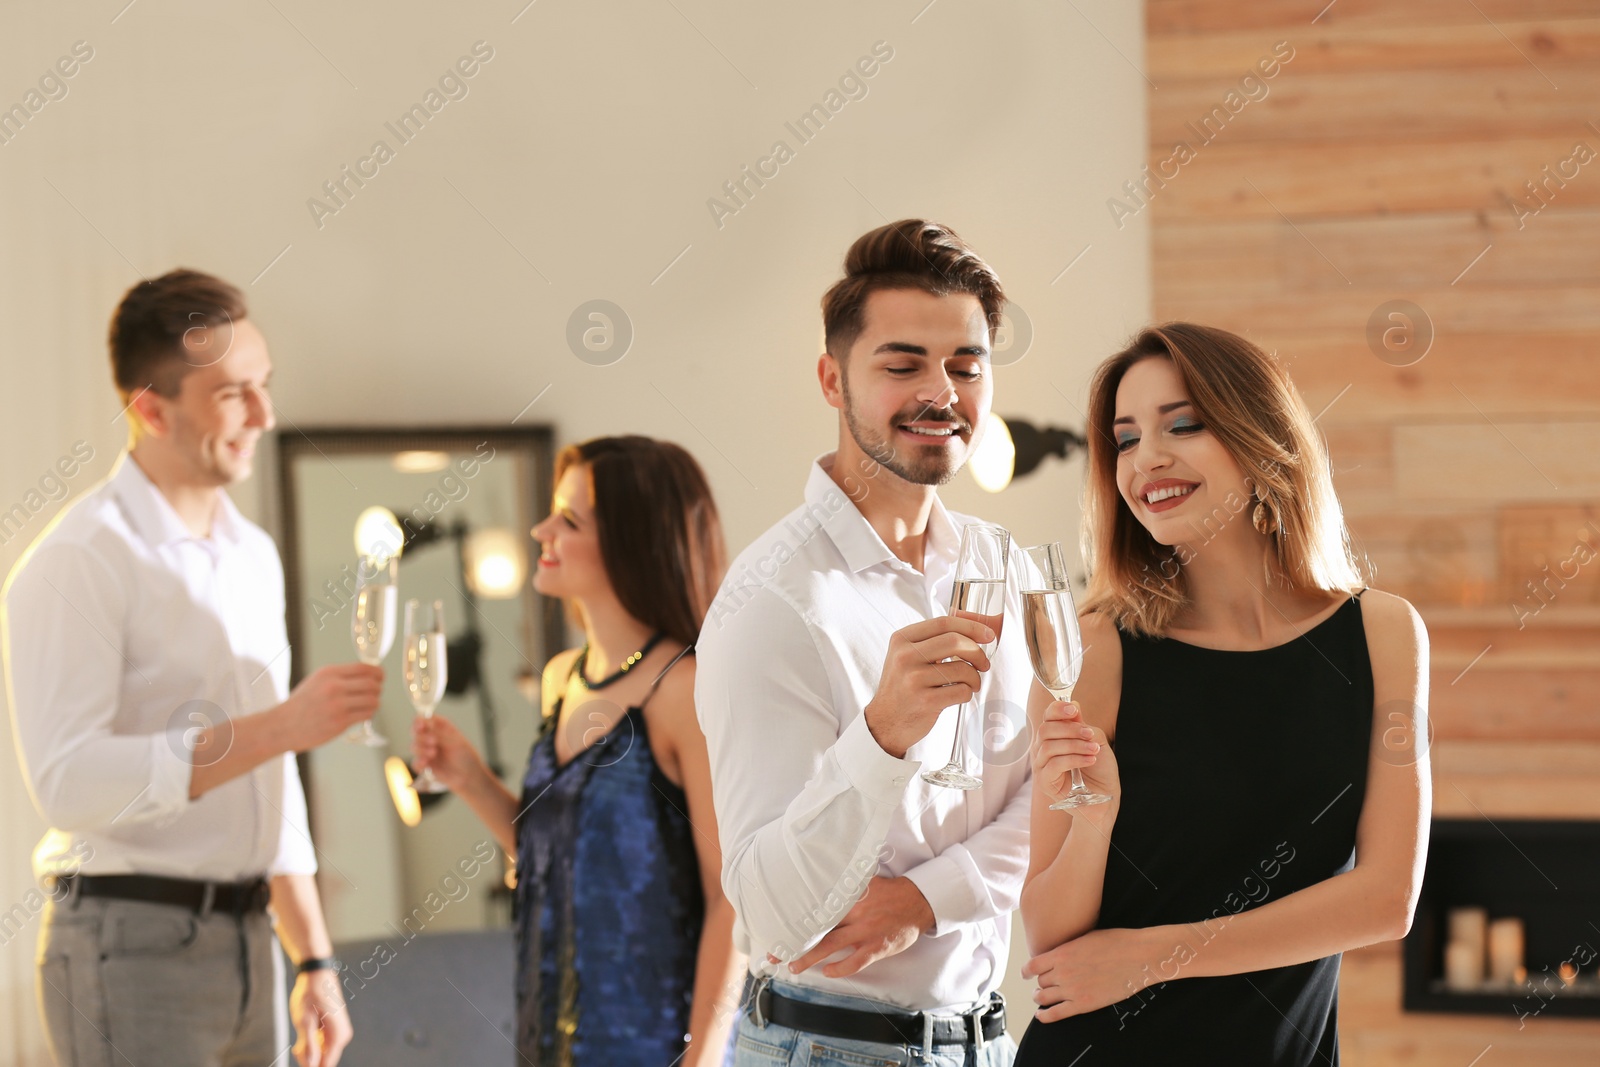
1445;940;1482;991
1447;907;1487;975
1449;908;1487;949
1488;918;1524;983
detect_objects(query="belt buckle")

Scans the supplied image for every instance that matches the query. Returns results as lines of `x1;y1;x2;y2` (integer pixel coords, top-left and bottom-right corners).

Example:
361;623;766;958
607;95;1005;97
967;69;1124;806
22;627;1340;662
198;882;217;919
969;1001;987;1051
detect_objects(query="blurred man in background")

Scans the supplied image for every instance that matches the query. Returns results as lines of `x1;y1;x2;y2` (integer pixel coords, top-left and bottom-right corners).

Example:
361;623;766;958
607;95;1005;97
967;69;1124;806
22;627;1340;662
3;269;382;1067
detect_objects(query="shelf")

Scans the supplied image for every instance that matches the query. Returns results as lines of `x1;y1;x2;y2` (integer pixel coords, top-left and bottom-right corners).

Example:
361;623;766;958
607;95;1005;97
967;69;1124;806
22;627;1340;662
1404;819;1600;1019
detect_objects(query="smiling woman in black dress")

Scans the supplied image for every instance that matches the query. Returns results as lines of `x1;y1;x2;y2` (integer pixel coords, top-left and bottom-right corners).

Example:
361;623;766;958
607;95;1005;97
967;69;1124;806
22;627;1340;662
1014;324;1430;1065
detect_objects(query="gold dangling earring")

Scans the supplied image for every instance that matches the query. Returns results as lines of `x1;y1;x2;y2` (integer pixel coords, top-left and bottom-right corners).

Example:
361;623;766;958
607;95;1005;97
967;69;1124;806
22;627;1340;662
1252;487;1274;536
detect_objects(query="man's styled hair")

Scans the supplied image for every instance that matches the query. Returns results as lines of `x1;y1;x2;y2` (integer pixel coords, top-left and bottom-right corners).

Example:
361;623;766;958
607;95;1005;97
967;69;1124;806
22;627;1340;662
820;219;1006;360
108;269;247;402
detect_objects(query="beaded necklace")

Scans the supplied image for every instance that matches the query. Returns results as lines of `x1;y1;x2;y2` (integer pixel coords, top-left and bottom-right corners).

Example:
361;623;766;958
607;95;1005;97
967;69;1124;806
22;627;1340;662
573;631;666;689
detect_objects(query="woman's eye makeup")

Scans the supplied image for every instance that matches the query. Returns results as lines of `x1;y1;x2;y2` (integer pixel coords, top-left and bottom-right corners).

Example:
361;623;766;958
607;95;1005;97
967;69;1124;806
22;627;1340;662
1113;418;1205;453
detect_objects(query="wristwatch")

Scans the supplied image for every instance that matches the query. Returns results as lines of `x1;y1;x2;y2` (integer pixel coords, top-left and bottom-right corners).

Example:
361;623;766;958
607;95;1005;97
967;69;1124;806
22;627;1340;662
295;956;342;976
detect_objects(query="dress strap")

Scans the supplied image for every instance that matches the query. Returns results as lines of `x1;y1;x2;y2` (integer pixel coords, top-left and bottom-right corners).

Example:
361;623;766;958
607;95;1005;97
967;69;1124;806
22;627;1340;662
638;644;695;711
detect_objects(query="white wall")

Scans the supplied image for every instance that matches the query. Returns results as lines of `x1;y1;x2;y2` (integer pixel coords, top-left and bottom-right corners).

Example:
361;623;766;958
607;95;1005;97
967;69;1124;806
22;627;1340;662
0;0;1148;1057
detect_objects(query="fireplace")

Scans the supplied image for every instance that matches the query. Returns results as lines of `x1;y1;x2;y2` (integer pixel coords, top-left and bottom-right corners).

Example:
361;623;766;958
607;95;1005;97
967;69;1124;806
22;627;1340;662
1403;819;1600;1020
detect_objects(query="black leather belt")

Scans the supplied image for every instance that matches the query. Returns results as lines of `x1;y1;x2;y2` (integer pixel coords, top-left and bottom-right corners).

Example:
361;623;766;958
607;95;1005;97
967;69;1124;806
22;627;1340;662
54;873;271;916
752;978;1006;1048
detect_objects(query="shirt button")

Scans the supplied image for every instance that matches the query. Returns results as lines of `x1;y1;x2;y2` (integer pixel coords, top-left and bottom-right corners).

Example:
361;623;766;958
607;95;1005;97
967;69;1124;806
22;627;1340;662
891;775;906;785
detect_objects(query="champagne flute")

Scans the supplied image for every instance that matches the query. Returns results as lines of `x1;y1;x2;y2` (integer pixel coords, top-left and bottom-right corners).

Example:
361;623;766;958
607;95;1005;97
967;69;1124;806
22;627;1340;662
922;524;1010;790
1021;542;1112;809
404;598;449;793
347;553;397;746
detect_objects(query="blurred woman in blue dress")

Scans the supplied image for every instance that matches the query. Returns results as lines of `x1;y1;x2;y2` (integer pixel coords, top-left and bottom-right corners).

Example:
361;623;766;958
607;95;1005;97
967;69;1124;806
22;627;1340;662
414;435;743;1066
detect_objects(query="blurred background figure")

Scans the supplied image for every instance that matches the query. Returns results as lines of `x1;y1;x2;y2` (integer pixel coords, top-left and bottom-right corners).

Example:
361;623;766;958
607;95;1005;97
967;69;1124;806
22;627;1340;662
3;270;383;1067
413;435;744;1065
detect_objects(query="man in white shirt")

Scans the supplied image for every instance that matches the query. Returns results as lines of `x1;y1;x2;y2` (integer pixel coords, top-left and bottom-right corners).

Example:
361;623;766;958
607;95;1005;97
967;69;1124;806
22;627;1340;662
3;269;383;1067
697;220;1032;1065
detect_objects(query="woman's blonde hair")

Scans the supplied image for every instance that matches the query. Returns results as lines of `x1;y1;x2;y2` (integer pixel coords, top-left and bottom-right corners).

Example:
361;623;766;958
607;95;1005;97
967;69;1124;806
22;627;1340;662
1079;322;1368;637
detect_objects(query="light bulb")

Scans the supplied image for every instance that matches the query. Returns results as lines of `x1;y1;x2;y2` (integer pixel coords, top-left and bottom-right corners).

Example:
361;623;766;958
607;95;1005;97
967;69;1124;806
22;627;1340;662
969;414;1016;493
354;506;404;562
385;756;422;827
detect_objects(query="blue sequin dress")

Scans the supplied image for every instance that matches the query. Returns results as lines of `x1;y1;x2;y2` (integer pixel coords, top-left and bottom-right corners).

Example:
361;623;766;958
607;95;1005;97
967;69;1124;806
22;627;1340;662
514;646;706;1065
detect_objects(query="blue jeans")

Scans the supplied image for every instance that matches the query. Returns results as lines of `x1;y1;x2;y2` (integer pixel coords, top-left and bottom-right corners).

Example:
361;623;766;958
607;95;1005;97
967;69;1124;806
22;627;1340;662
730;977;1017;1067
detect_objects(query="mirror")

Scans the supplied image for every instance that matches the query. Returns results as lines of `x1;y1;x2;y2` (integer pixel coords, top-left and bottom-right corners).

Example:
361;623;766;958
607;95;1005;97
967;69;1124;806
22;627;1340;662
276;427;561;943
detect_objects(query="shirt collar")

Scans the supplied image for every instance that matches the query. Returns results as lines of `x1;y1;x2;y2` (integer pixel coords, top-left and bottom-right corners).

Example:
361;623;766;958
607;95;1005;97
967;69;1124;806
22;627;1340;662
109;451;243;549
805;452;961;577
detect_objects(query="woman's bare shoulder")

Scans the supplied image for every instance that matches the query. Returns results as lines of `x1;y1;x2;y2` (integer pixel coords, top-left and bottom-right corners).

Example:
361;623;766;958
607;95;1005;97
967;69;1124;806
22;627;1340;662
1078;608;1124;655
637;647;701;774
1357;588;1425;639
545;646;583;672
1355;588;1428;668
647;647;697;708
542;646;583;686
539;647;583;716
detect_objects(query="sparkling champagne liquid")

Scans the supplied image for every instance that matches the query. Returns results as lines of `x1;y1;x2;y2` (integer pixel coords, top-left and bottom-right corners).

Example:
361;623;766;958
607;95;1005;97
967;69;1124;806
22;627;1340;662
352;585;396;665
950;577;1007;651
404;632;447;713
1021;588;1082;694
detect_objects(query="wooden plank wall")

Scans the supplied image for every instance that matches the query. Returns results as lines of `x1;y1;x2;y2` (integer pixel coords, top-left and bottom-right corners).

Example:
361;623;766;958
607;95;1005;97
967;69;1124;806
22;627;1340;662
1145;1;1600;1061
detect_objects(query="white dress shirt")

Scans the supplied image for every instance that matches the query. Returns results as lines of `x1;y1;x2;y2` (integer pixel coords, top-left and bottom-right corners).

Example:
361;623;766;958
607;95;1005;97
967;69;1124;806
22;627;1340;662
696;452;1033;1013
2;451;315;883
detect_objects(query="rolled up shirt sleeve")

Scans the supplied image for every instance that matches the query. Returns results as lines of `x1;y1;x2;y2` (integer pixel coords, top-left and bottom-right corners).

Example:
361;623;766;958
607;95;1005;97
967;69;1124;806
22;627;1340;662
3;543;193;831
696;584;918;962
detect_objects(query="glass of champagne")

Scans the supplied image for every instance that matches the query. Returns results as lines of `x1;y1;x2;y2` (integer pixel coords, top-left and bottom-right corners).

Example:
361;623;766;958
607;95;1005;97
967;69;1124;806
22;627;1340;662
1021;541;1111;809
922;523;1010;790
348;553;397;746
404;598;449;793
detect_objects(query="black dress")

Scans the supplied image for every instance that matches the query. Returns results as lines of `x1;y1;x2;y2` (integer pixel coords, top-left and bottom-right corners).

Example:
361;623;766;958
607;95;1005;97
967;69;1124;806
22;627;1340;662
514;646;707;1065
1016;590;1374;1066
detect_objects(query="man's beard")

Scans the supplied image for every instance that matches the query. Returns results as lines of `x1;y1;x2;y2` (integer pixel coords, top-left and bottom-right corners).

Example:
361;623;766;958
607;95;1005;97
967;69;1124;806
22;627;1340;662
840;376;968;487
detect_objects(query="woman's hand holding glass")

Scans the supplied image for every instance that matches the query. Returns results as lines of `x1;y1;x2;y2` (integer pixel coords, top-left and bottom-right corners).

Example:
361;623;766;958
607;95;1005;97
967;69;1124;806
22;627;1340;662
1032;698;1119;814
1020;542;1114;809
411;715;490;796
403;598;449;793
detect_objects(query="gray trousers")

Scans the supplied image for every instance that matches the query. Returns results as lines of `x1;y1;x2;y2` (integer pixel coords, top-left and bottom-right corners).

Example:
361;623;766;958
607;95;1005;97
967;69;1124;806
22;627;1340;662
36;892;288;1067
